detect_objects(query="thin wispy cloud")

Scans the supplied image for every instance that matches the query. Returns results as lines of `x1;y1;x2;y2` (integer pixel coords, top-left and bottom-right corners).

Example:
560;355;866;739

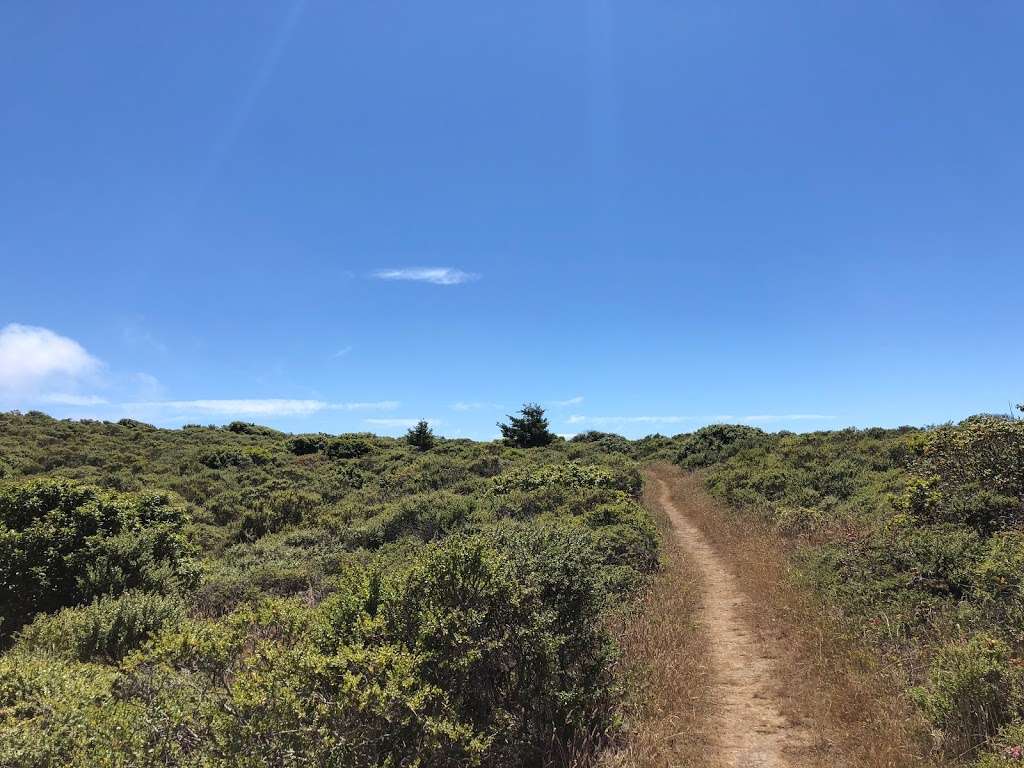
39;393;109;406
567;413;832;427
130;372;164;400
331;345;354;359
549;395;584;407
365;417;442;428
451;401;501;411
741;414;831;422
372;268;479;286
120;399;399;418
567;415;698;426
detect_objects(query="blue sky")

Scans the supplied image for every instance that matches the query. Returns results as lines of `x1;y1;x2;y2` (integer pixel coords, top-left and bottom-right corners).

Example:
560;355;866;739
2;1;1022;439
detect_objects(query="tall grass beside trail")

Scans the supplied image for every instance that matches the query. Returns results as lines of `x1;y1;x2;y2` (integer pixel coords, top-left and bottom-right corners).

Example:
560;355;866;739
598;472;713;768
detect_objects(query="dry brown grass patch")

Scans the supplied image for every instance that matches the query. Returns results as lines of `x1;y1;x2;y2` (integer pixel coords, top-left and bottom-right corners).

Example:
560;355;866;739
596;473;714;768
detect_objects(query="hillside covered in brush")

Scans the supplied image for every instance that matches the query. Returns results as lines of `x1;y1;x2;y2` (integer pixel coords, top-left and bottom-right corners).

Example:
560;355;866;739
0;411;657;767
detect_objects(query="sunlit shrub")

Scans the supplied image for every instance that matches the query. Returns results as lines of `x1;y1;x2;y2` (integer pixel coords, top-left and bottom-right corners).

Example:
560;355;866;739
16;590;185;662
239;489;320;540
912;634;1022;754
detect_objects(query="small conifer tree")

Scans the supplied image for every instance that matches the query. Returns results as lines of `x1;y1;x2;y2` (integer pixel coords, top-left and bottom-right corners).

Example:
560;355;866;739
406;420;435;451
498;403;555;448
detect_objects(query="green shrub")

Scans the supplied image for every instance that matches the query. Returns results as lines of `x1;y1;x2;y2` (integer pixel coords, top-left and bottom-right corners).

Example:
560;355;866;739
287;433;328;455
675;424;767;469
113;601;484;767
580;499;659;575
913;635;1022;754
911;418;1024;532
0;652;152;767
975;722;1024;767
16;590;185;662
225;421;282;436
325;435;373;459
0;411;658;766
197;446;272;469
239;489;321;540
569;431;635;456
78;525;620;768
972;532;1024;632
492;461;636;495
382;527;617;764
0;478;197;636
349;491;475;548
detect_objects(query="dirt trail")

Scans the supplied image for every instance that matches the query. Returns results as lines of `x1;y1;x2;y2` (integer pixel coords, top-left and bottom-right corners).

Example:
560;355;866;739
648;470;812;768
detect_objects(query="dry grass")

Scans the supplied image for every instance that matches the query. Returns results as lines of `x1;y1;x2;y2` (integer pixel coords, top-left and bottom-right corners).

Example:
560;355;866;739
596;472;715;768
648;463;942;768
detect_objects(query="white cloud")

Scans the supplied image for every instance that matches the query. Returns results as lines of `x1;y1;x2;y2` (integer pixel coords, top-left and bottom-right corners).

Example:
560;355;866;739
0;324;101;392
567;413;832;427
130;372;164;400
549;395;584;407
331;346;353;359
451;401;501;411
332;401;400;412
372;268;478;285
147;399;329;416
365;417;441;429
567;415;698;426
39;393;109;406
120;399;400;418
741;414;831;422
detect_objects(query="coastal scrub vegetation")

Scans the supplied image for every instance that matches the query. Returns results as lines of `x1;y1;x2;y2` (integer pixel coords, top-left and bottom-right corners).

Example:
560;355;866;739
673;416;1024;766
0;410;656;767
3;407;1023;767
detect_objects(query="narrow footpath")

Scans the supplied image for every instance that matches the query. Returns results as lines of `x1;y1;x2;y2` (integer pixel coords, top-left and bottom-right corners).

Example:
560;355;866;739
647;468;813;768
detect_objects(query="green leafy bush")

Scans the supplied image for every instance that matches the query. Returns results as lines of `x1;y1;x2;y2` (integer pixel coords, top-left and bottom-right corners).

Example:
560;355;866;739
569;431;636;456
0;478;196;635
675;424;767;469
287;433;328;455
239;489;321;540
198;446;272;469
492;461;638;496
382;528;616;764
15;590;185;661
913;635;1022;754
0;652;148;767
972;532;1024;632
325;435;373;459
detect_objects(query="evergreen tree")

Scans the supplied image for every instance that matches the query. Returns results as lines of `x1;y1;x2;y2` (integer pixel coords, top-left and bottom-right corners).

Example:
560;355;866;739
498;403;555;448
405;420;435;451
